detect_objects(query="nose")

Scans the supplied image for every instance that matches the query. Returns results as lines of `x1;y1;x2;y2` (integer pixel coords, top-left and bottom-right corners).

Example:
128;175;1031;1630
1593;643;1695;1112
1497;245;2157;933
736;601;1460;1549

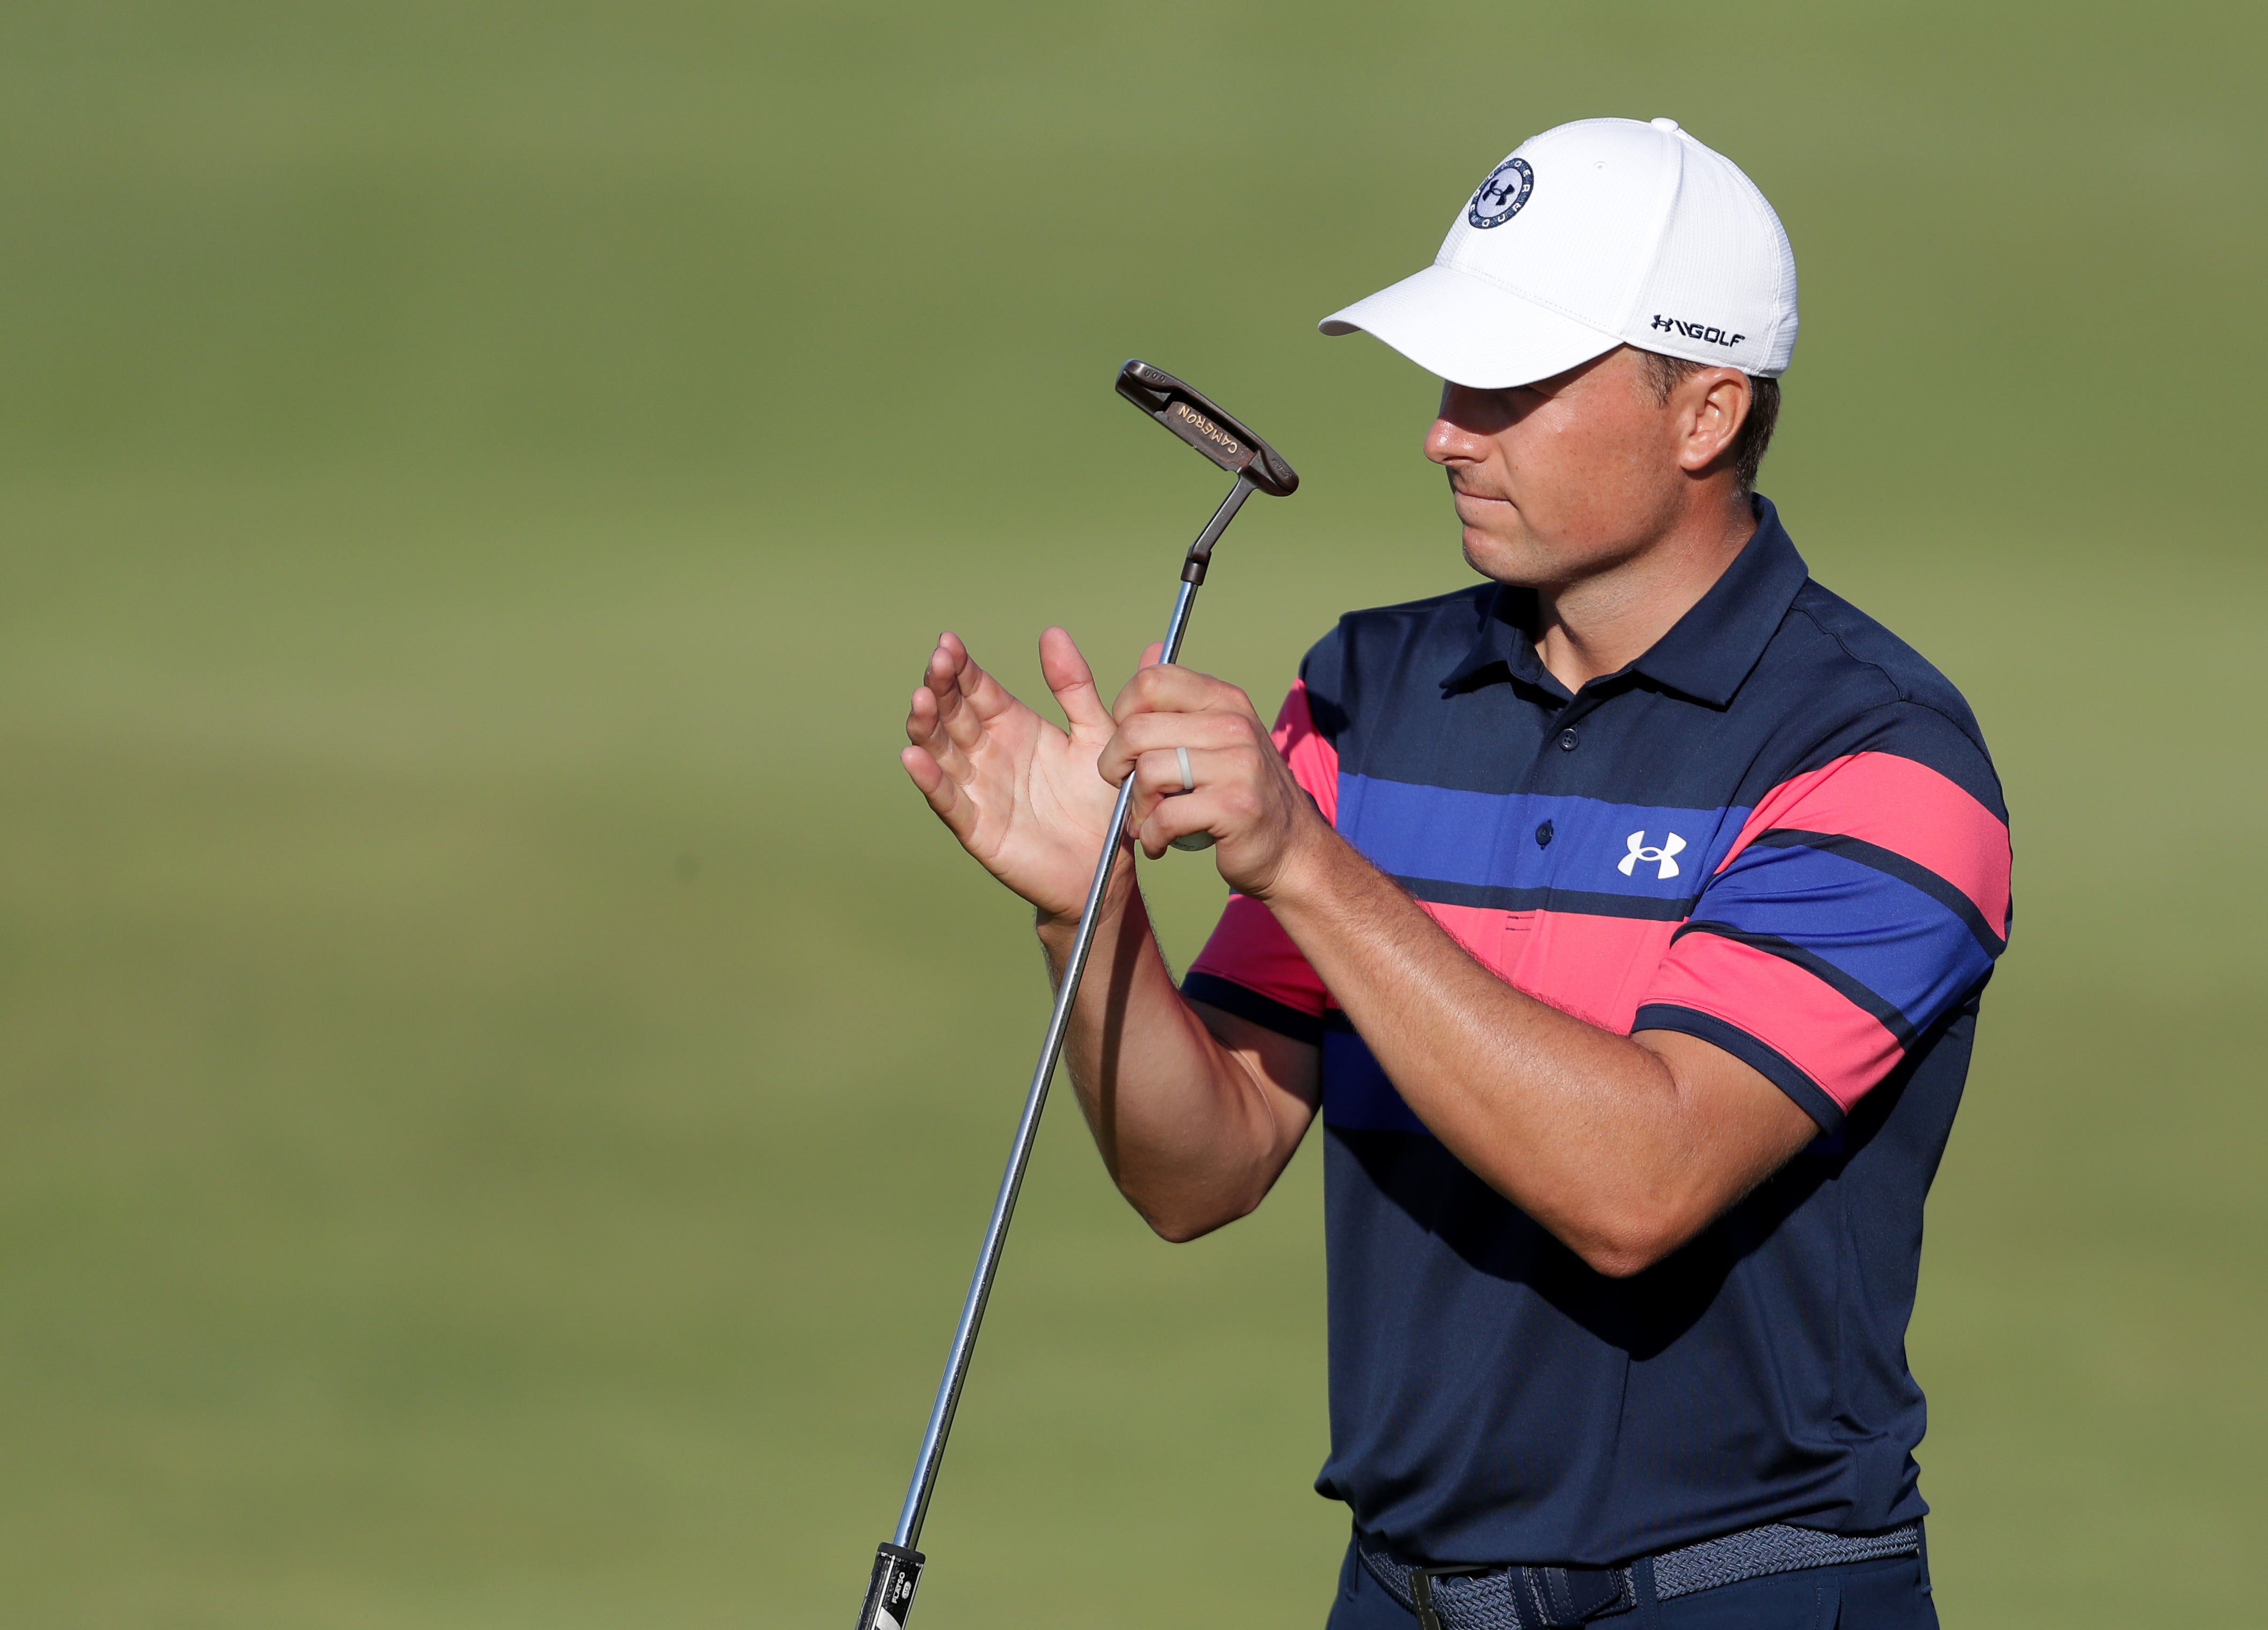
1426;381;1498;468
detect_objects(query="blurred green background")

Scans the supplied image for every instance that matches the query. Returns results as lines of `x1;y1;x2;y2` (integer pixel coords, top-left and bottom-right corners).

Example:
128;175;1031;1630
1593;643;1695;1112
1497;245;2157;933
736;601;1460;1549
1;2;2261;1625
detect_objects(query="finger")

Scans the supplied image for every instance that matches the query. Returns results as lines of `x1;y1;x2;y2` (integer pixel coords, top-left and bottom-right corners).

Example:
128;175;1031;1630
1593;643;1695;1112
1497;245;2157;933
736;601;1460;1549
1137;640;1166;670
900;743;976;839
1113;710;1260;755
1121;744;1238;835
907;676;975;781
947;633;1029;724
926;634;1015;753
1039;626;1112;735
905;680;937;745
916;636;964;735
1095;711;1257;788
901;741;945;801
1112;660;1260;723
1119;745;1187;834
1134;780;1225;860
920;630;970;706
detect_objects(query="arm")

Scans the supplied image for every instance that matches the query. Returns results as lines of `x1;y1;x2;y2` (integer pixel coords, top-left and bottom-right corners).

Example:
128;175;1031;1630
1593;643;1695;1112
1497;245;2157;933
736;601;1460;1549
1097;664;1817;1277
1247;836;1815;1275
1039;889;1319;1241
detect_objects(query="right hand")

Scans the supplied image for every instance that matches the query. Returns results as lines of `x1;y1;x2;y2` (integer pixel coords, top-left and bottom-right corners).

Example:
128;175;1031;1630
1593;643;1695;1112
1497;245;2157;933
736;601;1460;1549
900;627;1126;923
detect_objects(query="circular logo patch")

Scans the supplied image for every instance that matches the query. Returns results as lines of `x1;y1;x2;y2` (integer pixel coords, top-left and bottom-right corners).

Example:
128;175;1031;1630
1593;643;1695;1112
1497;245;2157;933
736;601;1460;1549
1467;156;1534;229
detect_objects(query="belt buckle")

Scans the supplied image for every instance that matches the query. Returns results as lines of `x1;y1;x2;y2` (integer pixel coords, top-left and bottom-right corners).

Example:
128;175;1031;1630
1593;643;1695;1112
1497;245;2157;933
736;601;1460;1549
1410;1562;1491;1630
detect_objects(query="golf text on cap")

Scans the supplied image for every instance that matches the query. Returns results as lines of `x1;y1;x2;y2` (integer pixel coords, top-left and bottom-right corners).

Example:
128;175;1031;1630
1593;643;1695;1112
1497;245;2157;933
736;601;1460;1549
1650;314;1746;348
1619;831;1686;879
1466;156;1535;229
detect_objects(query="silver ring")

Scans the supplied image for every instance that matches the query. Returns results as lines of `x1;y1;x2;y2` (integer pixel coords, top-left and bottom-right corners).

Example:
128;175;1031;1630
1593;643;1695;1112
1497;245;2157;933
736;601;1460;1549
1175;746;1194;792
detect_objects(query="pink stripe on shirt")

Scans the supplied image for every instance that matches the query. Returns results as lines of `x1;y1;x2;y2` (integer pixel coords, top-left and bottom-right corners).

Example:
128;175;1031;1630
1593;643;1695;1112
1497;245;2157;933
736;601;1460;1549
1182;683;1344;1020
1189;892;1328;1017
1641;931;1904;1113
1274;679;1338;826
1721;752;2011;934
1422;902;1677;1033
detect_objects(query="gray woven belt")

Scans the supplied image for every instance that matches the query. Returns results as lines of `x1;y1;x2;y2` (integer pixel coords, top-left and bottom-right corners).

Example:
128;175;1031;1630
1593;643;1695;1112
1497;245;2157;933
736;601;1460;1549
1357;1521;1923;1630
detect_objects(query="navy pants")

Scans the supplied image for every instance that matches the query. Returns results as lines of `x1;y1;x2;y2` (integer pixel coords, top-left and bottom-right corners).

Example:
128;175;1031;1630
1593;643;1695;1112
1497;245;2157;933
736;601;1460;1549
1327;1537;1939;1630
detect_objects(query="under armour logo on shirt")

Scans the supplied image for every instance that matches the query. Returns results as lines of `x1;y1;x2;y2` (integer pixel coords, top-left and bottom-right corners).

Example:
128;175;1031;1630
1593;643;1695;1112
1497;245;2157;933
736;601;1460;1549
1619;830;1686;880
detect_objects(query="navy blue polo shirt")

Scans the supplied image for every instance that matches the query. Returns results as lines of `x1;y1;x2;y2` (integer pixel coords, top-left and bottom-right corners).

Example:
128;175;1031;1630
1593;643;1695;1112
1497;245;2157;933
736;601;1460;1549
1181;498;2012;1567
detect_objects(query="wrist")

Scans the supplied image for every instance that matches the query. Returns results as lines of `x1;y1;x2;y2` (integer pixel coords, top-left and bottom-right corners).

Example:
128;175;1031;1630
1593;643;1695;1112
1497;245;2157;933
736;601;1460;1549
1034;845;1136;944
1247;805;1343;913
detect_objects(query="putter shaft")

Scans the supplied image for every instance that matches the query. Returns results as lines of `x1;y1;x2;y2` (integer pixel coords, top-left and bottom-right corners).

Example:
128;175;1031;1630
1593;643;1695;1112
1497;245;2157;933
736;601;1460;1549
893;471;1256;1553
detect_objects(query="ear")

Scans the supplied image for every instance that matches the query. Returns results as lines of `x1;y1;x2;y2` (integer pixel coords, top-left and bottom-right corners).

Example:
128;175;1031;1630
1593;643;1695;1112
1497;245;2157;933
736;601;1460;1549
1676;369;1752;475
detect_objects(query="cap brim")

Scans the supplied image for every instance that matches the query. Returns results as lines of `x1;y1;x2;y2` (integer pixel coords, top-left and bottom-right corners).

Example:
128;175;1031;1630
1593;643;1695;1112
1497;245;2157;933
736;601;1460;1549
1318;263;1620;389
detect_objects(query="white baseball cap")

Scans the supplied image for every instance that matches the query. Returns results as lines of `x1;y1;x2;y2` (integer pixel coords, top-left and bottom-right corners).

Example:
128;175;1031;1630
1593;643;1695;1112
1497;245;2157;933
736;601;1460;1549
1319;117;1797;388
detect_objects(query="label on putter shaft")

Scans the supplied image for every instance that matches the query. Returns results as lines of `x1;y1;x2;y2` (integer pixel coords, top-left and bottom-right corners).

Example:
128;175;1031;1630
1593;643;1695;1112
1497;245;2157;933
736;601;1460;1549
856;1543;923;1630
1164;399;1254;473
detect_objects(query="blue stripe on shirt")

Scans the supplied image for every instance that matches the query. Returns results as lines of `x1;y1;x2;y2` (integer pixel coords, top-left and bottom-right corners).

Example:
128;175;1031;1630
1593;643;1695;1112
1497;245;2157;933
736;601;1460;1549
1685;841;1996;1029
1334;774;1751;911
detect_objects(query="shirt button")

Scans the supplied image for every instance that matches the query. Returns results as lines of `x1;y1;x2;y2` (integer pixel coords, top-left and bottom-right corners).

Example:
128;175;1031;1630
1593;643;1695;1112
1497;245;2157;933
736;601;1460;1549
1558;728;1579;752
1535;820;1554;848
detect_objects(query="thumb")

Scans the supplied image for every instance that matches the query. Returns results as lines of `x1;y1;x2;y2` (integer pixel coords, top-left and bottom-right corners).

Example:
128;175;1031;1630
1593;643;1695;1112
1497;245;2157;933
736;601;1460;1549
1039;627;1112;734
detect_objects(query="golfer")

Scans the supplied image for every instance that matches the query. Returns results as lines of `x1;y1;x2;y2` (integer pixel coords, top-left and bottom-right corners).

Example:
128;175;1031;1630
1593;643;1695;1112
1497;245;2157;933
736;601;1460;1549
902;117;2008;1630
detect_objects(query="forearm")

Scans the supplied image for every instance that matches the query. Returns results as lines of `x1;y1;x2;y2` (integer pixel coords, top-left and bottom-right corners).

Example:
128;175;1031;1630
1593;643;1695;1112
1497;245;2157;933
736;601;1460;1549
1038;856;1303;1240
1260;829;1771;1273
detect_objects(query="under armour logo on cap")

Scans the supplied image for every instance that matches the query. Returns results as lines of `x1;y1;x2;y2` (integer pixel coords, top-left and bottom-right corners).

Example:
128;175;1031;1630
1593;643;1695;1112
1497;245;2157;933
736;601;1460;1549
1619;831;1686;880
1466;155;1534;229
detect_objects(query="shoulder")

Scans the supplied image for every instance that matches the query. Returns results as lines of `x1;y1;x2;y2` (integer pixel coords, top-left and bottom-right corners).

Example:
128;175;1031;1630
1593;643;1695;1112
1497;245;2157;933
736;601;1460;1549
1754;580;2005;823
1297;582;1498;737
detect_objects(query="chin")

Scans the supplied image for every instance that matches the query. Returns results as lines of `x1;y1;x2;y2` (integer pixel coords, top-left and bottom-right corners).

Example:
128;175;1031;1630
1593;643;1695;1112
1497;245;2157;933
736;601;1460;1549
1462;532;1555;588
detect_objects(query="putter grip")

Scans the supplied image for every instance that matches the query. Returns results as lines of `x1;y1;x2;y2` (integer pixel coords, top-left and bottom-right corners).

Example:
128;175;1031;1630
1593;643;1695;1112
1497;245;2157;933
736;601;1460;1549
853;1541;924;1630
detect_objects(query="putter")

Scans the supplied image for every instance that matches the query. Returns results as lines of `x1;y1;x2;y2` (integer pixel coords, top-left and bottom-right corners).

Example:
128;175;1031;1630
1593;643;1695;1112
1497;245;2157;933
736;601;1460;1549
852;361;1297;1630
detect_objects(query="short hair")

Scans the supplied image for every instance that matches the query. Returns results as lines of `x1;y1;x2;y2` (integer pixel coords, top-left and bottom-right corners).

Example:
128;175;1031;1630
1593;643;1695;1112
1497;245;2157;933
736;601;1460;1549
1636;349;1780;494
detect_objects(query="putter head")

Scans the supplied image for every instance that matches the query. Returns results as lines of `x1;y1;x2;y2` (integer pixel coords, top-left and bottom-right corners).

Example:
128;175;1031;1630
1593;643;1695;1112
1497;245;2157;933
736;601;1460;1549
1115;361;1298;497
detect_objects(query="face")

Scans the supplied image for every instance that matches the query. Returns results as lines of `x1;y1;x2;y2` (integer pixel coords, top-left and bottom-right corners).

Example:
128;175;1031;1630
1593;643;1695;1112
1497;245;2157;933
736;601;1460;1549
1425;346;1743;589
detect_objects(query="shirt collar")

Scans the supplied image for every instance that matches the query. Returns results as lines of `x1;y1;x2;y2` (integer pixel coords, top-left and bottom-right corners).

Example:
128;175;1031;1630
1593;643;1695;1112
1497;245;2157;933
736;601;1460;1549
1439;495;1809;708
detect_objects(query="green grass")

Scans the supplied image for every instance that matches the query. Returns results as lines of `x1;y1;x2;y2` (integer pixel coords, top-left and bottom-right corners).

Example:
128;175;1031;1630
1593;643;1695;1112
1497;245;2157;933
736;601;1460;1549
0;2;2262;1625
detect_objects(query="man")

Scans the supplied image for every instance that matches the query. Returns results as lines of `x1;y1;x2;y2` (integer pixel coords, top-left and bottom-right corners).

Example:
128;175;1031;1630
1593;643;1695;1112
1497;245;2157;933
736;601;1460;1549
901;118;2009;1629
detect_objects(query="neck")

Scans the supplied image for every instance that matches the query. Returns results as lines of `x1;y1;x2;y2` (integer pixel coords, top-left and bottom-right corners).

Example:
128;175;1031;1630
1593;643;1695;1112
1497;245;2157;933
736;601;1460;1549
1530;494;1758;692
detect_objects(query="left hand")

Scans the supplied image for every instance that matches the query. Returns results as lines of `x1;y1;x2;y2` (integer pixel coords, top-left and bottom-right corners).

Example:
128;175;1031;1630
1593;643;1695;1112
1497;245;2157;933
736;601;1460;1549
1095;647;1331;899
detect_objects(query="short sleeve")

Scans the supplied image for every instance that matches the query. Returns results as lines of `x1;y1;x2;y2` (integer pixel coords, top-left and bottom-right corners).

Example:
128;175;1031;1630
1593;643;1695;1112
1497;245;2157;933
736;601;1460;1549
1634;722;2013;1130
1179;678;1339;1044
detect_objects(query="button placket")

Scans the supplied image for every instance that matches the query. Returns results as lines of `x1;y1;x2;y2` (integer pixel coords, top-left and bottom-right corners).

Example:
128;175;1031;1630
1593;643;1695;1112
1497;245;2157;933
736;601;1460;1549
1537;684;1622;774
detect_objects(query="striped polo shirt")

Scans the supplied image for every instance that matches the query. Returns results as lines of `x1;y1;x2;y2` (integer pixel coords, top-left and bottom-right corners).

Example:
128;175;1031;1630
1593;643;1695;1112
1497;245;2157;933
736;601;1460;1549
1181;498;2012;1567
